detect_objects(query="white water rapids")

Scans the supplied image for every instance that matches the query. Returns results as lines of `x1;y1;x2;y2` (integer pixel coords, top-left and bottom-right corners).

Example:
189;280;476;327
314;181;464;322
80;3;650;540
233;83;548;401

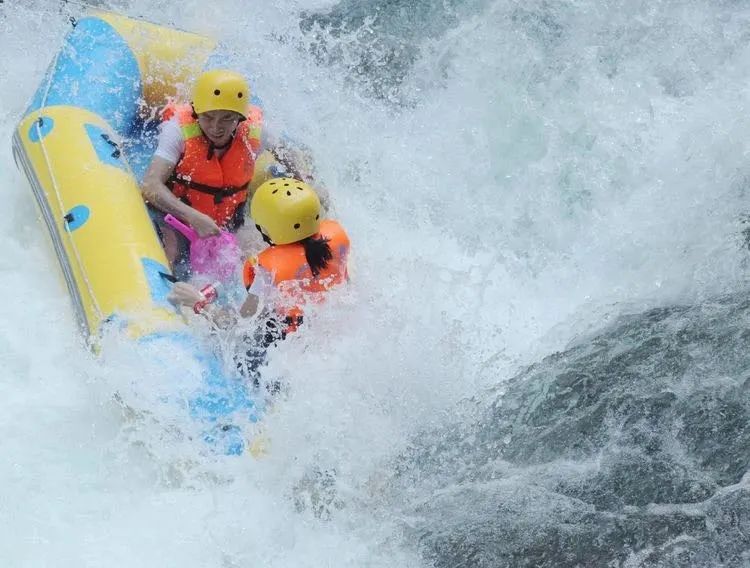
2;0;749;565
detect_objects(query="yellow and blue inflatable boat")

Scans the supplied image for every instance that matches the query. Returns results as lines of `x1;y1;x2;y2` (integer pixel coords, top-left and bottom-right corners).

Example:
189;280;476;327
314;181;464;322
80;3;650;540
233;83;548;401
12;12;264;455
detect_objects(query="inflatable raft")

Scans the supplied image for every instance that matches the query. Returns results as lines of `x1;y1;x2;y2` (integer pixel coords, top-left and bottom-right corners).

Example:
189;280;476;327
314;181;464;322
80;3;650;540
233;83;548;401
12;11;266;455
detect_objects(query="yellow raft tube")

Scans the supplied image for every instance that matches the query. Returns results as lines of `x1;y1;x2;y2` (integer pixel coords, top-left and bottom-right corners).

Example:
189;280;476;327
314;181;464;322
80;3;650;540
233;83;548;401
12;11;274;341
12;12;275;456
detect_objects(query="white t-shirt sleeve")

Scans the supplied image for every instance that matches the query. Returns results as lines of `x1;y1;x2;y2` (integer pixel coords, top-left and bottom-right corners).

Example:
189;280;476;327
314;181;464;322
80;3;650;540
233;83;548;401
153;117;185;164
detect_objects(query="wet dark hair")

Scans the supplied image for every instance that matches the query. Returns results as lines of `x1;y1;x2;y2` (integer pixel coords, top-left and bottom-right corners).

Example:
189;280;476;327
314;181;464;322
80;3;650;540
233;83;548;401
301;235;333;277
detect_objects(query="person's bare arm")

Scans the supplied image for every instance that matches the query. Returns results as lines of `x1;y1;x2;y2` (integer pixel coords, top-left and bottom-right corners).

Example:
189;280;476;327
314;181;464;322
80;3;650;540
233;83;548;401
141;157;221;237
167;282;238;328
169;282;259;319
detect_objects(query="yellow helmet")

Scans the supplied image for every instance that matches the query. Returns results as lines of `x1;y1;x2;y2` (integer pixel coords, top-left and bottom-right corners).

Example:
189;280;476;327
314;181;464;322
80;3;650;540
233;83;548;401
251;178;321;245
192;70;249;116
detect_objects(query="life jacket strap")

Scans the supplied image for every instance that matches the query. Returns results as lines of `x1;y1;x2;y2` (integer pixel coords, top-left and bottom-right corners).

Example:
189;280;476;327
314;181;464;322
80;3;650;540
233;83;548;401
168;174;247;204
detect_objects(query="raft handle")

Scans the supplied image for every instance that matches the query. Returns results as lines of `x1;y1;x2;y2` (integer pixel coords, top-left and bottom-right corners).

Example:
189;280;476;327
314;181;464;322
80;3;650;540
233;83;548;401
100;133;121;159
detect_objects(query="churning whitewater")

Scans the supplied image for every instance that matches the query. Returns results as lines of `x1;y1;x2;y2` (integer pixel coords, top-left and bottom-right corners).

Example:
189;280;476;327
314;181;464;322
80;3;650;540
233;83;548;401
1;0;749;566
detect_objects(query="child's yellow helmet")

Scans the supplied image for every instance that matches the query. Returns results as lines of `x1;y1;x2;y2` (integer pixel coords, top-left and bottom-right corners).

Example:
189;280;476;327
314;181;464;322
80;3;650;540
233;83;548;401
251;178;321;245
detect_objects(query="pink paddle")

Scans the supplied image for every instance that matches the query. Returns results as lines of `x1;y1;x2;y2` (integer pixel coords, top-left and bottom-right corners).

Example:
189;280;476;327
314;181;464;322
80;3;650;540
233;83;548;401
164;214;241;282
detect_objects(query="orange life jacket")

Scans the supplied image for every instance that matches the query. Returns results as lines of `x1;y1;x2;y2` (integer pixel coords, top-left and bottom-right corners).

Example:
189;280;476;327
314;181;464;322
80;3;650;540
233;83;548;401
163;103;262;229
243;220;350;333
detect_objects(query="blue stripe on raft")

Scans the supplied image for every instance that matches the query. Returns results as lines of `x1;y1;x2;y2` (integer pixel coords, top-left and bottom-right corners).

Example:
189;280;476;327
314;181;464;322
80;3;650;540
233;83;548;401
136;330;262;456
64;205;90;232
124;122;160;182
141;258;174;308
203;424;245;456
84;123;129;172
137;329;194;347
26;17;141;135
28;116;55;142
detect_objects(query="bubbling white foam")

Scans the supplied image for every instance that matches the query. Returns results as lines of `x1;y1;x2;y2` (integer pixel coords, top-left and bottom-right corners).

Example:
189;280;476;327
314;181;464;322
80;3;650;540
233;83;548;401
2;0;749;565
